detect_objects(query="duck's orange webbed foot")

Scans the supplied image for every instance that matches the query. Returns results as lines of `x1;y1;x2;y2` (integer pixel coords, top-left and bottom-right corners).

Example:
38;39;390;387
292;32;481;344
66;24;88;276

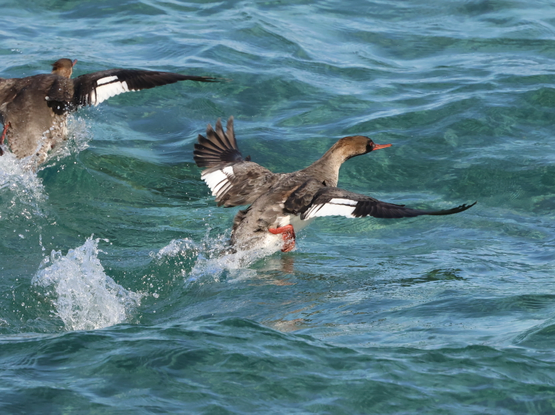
269;224;296;252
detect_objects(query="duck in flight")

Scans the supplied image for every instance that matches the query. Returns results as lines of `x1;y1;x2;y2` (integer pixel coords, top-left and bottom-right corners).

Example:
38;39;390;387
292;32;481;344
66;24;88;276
0;58;217;165
194;117;476;253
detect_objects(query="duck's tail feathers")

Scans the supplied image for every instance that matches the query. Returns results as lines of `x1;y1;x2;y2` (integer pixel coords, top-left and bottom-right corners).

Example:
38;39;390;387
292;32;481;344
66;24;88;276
194;116;244;168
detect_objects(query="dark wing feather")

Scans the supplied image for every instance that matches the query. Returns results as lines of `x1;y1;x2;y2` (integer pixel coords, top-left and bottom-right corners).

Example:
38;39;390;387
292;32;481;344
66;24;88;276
283;179;324;214
300;187;476;220
45;77;75;114
194;117;243;167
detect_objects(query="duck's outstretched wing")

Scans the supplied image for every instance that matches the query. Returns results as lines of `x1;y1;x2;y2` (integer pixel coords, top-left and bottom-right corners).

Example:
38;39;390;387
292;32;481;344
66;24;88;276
194;116;280;207
71;69;217;108
299;187;476;220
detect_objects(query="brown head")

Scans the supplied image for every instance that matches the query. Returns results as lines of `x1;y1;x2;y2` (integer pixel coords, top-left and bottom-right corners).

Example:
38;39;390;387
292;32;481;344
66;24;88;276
301;135;392;186
329;135;392;162
51;58;77;78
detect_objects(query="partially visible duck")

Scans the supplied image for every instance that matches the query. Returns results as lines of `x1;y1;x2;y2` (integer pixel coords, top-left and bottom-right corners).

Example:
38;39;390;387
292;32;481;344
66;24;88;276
194;117;476;253
0;58;216;165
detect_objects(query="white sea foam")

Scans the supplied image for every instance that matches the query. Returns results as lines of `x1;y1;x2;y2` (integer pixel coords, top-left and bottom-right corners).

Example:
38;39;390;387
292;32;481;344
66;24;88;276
32;236;142;331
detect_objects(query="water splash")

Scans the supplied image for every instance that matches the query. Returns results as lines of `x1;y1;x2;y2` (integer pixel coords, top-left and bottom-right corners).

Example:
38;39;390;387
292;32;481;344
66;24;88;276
153;238;200;260
0;116;91;220
0;150;47;220
32;236;142;331
39;116;92;169
155;233;283;284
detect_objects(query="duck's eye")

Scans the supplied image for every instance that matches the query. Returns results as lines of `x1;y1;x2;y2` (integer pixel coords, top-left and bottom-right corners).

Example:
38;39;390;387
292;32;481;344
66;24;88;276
366;143;374;152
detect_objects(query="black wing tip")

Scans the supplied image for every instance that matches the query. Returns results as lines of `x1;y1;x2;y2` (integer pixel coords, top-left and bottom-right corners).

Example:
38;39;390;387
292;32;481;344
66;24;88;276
185;75;220;83
428;201;477;216
452;200;477;213
193;156;212;168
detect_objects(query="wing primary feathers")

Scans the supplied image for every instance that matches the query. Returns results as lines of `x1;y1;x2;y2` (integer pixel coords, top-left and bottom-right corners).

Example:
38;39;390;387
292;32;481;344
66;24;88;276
418;201;477;216
226;116;238;150
194;116;244;168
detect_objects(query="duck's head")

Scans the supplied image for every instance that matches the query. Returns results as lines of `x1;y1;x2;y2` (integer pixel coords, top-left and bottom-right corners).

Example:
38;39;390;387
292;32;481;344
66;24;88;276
335;135;392;160
51;58;78;78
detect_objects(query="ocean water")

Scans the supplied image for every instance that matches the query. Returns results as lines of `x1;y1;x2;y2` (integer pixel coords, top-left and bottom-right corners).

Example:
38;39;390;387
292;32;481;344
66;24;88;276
1;0;555;413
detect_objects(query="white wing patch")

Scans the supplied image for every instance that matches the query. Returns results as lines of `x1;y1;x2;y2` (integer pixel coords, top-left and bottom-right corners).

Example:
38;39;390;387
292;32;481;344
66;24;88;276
201;166;235;198
304;198;358;219
96;75;119;85
91;78;135;106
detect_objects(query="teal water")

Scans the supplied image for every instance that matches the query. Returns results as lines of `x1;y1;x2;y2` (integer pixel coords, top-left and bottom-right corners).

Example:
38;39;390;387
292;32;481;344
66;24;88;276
1;0;555;413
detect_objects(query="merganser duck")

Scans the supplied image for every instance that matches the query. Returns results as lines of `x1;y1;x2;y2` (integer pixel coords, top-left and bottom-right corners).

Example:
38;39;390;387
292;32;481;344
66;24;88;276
194;117;476;252
0;58;216;165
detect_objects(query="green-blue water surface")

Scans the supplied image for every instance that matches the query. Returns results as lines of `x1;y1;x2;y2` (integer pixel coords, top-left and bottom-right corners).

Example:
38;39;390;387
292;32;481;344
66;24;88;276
1;0;555;413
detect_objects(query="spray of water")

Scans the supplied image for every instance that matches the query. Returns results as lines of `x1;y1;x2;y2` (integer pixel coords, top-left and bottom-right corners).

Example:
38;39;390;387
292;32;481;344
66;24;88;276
0;150;47;221
0;115;92;220
39;116;92;169
155;232;284;284
32;236;142;331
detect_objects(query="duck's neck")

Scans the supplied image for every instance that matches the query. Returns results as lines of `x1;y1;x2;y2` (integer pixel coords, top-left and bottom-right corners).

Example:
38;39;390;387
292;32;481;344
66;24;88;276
52;68;72;79
300;142;350;187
